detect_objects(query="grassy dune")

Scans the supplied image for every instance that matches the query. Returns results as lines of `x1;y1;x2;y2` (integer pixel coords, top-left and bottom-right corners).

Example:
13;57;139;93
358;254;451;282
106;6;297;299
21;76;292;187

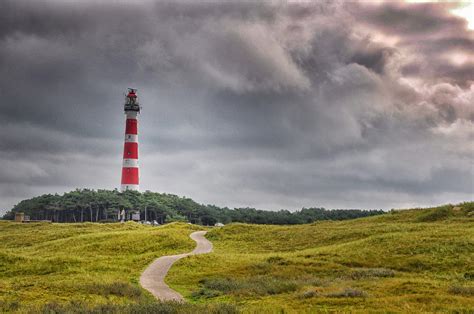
1;204;473;313
0;222;204;312
168;203;474;313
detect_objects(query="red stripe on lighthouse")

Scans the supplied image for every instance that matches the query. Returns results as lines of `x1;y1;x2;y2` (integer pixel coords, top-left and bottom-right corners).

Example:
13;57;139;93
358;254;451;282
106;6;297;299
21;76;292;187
125;119;138;135
123;142;138;159
121;167;139;184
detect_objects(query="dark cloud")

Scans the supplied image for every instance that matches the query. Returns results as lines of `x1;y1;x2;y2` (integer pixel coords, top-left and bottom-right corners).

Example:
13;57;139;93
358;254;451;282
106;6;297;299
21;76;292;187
0;0;472;213
351;2;466;36
351;1;474;86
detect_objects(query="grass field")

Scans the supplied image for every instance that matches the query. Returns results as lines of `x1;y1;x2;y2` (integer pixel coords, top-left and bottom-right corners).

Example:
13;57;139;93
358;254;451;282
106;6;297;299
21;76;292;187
167;203;474;313
1;204;473;313
0;221;215;313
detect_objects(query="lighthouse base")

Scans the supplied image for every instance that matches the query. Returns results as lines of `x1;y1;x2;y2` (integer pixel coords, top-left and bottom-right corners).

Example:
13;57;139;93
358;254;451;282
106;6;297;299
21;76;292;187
121;184;139;192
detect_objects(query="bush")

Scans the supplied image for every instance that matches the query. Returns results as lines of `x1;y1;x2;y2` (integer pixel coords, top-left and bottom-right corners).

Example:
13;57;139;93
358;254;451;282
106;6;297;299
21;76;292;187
326;288;368;298
0;300;19;312
299;289;320;299
85;281;142;298
417;206;452;222
1;211;14;220
464;272;474;280
448;285;474;296
266;256;289;265
33;301;238;314
261;278;298;295
191;289;222;298
195;276;298;297
350;268;395;280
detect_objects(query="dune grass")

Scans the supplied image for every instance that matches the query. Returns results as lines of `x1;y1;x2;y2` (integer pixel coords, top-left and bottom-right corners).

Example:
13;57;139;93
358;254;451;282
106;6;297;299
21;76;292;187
0;221;206;312
167;203;474;313
1;204;473;313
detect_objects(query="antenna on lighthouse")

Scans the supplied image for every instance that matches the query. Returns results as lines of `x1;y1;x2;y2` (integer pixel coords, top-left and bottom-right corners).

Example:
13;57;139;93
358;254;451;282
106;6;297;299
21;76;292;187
121;88;140;192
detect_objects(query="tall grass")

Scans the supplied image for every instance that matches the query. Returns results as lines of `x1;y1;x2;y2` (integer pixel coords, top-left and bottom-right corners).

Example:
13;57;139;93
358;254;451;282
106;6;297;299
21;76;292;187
29;300;238;314
0;222;204;312
192;276;299;298
167;203;474;313
1;203;473;313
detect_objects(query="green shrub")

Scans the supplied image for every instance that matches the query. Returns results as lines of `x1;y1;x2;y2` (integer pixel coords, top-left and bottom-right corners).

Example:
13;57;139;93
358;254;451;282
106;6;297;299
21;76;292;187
195;276;298;297
191;288;223;298
299;289;320;299
85;281;143;298
199;278;243;293
0;300;20;312
34;301;238;314
261;278;298;295
266;256;289;265
417;206;452;222
326;288;368;298
464;272;474;280
460;202;474;213
448;285;474;296
350;268;395;280
402;258;432;271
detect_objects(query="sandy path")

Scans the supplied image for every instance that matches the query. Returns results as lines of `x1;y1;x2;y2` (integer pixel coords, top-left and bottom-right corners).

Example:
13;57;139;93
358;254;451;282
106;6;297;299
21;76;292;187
139;230;212;302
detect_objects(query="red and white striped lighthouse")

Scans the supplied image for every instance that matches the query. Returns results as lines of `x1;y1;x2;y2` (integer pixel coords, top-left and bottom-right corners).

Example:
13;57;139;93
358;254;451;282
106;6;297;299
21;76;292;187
121;88;140;191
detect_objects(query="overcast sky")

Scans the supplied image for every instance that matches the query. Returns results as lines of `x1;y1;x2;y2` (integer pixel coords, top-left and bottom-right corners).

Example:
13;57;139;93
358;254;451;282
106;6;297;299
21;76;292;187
0;0;472;213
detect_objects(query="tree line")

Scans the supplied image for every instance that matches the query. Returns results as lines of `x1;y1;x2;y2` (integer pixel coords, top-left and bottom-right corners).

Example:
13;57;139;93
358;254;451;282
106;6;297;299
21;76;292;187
1;189;384;225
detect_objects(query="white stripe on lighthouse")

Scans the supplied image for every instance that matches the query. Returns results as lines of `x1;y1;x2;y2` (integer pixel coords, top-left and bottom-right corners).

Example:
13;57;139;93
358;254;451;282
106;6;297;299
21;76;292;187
123;159;139;167
121;184;139;191
126;111;138;119
125;134;138;143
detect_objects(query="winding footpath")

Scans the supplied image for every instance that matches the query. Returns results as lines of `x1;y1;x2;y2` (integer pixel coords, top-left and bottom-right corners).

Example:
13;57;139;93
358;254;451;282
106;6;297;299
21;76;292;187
139;230;213;302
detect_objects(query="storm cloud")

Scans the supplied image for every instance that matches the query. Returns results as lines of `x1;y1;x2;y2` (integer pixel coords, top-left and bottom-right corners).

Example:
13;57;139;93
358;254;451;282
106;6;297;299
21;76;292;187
0;0;472;212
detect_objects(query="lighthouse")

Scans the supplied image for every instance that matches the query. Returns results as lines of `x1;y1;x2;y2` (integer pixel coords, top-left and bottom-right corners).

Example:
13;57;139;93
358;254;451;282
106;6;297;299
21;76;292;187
121;88;140;191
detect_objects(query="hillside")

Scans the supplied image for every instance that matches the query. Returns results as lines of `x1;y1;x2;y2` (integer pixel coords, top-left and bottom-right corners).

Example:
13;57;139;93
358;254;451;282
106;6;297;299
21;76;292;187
0;203;472;313
0;222;219;313
167;203;474;313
